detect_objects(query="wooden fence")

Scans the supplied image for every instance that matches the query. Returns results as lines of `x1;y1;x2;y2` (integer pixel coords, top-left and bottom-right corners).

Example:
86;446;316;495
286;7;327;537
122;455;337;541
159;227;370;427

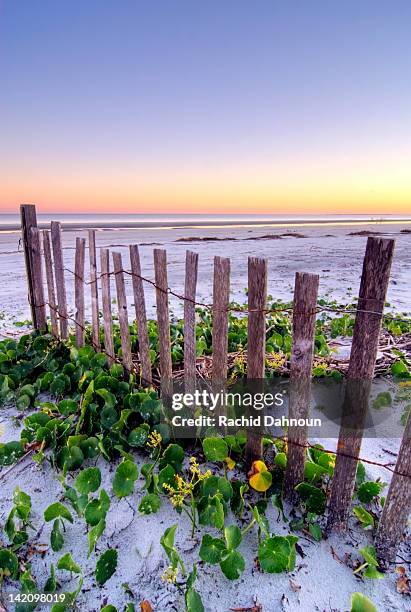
19;204;410;565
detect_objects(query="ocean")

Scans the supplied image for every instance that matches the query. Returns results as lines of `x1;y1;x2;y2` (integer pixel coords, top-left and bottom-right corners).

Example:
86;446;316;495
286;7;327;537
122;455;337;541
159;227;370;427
1;213;411;232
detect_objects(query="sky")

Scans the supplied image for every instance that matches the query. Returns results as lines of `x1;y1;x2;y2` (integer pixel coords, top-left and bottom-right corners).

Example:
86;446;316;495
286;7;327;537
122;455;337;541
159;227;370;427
0;1;411;215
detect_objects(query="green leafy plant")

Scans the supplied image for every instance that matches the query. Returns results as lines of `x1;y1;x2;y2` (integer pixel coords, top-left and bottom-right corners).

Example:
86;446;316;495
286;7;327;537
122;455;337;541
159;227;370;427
353;506;375;530
350;592;377;612
199;525;245;580
258;534;298;573
95;549;118;585
353;546;384;580
112;459;138;498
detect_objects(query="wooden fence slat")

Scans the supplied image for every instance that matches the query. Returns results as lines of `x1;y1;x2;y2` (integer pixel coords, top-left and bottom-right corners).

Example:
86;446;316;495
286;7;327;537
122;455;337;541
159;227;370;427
74;237;86;347
51;221;68;339
88;230;100;349
212;256;230;383
283;272;319;501
129;245;152;384
154;249;172;400
375;411;411;565
112;252;133;374
42;230;59;337
327;237;395;533
184;250;199;393
28;226;47;332
20;204;47;330
100;249;115;366
245;257;268;467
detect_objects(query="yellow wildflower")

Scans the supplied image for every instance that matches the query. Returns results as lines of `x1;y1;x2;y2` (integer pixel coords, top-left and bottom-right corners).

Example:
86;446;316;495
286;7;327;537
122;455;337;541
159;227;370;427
163;457;211;508
0;423;5;438
266;352;286;370
161;566;178;584
146;431;162;449
189;456;211;480
225;456;235;470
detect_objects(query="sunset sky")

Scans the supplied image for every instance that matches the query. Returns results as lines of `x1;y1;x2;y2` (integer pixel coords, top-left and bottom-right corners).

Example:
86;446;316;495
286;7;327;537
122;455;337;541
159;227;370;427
0;1;410;215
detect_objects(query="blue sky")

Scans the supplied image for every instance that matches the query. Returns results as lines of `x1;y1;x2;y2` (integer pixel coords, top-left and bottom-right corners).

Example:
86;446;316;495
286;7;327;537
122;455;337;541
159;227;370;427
1;1;410;213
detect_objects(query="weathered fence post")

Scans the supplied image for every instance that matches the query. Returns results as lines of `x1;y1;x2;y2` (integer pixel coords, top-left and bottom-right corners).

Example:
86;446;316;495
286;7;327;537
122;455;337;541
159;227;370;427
212;256;230;383
42;230;59;337
20;204;47;331
184;251;199;394
154;249;172;401
283;272;319;501
28;226;47;332
100;249;115;366
51;221;68;339
375;411;411;565
20;204;37;329
245;257;268;468
112;252;133;374
129;245;152;385
327;237;395;532
74;237;86;347
88;230;100;349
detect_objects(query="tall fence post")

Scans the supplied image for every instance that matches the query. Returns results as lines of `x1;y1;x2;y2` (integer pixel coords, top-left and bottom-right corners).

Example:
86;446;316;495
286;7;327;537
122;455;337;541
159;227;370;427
100;249;115;366
212;256;230;384
184;250;199;394
112;252;133;374
154;249;172;401
29;226;47;332
42;230;59;337
129;245;152;385
88;230;100;349
74;237;86;347
283;272;319;501
245;257;267;468
20;204;38;329
375;411;411;565
20;204;47;331
327;237;395;533
51;221;68;339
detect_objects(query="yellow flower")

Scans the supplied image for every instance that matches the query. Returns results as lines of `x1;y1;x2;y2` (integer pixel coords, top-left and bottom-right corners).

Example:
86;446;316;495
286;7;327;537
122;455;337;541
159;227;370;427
163;457;212;508
225;456;235;470
0;423;5;438
266;352;286;370
146;431;162;449
161;566;179;584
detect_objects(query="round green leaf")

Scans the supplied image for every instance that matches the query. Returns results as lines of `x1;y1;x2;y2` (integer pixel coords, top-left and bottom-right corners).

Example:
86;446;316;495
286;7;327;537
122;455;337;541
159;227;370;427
220;549;245;580
202;437;228;462
138;493;161;514
127;426;148;447
202;476;233;502
75;467;101;495
85;490;110;526
44;502;73;523
199;534;225;565
113;460;138;498
95;549;118;585
258;536;291;573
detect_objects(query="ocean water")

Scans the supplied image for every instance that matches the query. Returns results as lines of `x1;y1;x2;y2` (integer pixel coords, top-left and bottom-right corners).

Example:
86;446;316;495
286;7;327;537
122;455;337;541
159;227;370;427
1;212;411;231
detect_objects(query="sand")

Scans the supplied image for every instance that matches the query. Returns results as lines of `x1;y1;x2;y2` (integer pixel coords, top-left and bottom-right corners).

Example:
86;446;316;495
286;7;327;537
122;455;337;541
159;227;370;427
0;220;410;611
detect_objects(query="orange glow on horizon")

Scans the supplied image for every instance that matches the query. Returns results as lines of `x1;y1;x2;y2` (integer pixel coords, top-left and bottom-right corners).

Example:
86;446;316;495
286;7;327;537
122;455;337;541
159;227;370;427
1;156;410;215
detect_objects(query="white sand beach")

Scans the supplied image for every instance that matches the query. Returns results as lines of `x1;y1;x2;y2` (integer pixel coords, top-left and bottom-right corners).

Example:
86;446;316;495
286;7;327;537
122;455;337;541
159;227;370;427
0;219;410;611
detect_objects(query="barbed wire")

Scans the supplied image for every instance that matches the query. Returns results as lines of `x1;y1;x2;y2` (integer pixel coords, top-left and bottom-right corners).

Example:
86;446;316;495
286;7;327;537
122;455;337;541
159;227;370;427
15;297;411;480
53;265;411;323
